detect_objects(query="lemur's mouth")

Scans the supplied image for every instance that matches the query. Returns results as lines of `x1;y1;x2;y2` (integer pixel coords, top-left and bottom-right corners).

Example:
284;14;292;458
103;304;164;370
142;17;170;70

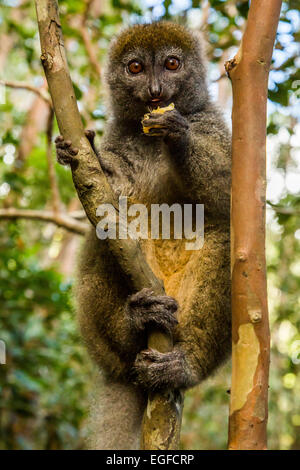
149;99;162;109
148;98;172;111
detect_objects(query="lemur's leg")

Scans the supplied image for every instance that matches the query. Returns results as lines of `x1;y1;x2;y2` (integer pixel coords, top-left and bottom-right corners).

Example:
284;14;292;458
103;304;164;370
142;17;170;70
134;228;231;391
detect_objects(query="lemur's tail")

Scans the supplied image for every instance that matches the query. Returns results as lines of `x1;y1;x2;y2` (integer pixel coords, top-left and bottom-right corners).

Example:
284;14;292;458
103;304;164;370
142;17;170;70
86;372;146;450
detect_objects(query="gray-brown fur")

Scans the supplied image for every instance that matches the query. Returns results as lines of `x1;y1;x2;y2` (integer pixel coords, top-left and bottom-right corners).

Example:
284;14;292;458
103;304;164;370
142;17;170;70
56;21;231;449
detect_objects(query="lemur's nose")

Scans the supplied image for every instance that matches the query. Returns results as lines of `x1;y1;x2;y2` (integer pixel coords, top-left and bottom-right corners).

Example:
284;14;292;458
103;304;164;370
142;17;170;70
149;83;162;99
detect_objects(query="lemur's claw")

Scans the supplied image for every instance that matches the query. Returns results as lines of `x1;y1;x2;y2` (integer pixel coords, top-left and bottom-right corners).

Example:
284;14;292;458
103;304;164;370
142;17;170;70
55;136;78;166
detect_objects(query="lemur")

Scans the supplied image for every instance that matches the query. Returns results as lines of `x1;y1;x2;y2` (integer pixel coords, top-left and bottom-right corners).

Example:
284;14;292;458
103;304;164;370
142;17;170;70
55;22;231;450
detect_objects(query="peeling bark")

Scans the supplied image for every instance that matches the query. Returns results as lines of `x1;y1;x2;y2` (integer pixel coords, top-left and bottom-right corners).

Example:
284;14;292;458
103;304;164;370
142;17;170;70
226;0;282;450
35;0;183;450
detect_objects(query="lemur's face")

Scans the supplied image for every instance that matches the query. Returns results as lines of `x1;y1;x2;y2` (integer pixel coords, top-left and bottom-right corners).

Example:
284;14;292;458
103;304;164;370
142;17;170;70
107;23;207;120
120;46;187;111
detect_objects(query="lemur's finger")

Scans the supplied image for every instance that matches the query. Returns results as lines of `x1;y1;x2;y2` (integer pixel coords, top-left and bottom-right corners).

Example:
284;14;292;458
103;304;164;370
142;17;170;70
56;144;78;155
146;128;166;136
138;296;178;311
57;150;73;165
57;149;72;159
72;147;79;155
129;289;178;311
55;140;79;156
85;129;96;141
55;139;69;149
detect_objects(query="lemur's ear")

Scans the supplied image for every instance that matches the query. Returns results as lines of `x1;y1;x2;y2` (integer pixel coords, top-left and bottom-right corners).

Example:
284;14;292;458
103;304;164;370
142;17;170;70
191;30;208;69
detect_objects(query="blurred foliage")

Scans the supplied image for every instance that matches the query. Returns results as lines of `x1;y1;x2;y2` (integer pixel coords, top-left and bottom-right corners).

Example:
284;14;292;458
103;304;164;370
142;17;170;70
0;223;90;449
0;0;299;450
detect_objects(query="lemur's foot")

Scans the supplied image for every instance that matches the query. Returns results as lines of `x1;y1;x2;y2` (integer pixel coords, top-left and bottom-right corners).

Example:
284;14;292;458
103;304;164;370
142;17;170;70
127;288;178;334
55;136;79;166
134;348;189;391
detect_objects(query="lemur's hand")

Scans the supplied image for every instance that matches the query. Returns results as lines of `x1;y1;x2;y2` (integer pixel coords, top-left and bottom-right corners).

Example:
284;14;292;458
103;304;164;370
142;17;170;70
142;109;189;162
134;348;190;391
143;107;189;139
55;129;96;166
84;129;98;155
55;136;78;166
127;288;178;335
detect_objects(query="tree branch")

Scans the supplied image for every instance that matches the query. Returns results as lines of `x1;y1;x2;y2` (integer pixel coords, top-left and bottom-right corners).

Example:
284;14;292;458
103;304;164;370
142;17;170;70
45;107;61;214
0;80;52;106
35;0;183;450
0;208;88;235
225;0;282;450
68;210;87;219
267;202;300;217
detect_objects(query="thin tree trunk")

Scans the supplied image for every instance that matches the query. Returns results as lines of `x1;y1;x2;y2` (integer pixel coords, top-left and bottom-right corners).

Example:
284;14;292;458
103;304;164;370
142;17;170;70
35;0;183;450
225;0;282;450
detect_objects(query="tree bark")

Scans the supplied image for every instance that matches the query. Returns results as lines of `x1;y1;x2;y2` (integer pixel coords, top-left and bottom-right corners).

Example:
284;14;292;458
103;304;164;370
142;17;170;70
0;208;88;235
35;0;183;450
225;0;282;450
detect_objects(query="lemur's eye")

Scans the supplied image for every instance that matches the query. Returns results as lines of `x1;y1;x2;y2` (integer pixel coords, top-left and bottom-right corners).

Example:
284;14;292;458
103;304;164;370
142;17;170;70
128;60;143;74
165;57;180;71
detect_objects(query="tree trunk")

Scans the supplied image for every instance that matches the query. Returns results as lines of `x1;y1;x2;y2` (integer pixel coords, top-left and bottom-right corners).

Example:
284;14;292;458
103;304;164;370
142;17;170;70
34;0;183;450
225;0;282;450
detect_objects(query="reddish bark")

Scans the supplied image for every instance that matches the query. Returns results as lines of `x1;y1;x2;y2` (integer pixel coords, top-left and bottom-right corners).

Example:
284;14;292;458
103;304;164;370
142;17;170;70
226;0;282;450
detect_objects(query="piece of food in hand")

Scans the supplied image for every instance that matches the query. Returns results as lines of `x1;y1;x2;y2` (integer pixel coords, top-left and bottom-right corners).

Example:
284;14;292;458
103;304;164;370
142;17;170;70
142;103;175;135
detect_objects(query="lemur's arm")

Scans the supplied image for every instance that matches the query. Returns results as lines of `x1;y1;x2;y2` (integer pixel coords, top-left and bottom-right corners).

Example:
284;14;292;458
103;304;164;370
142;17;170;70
142;105;231;219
